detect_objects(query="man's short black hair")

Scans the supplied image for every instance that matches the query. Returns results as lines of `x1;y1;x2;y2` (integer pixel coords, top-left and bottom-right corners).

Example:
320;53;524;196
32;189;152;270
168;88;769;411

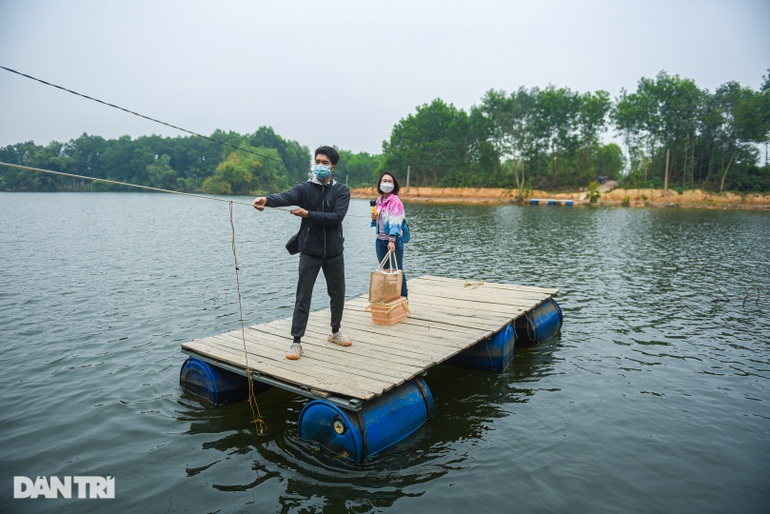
315;146;340;166
377;171;400;196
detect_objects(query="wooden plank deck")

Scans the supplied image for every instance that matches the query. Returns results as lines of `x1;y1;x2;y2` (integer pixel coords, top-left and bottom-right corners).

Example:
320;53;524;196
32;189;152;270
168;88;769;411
181;275;558;409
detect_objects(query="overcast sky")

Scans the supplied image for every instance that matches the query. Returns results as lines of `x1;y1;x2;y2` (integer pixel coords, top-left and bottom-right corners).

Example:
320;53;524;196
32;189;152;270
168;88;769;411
1;0;768;156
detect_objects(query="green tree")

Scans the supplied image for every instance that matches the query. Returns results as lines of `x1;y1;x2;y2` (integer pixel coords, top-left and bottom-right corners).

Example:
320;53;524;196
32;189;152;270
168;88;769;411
614;71;704;189
146;154;179;190
691;80;765;192
63;133;108;180
244;126;310;185
337;150;382;188
0;141;43;190
538;86;580;185
383;98;493;187
202;145;288;195
97;135;141;189
478;88;532;192
594;143;624;180
575;90;612;184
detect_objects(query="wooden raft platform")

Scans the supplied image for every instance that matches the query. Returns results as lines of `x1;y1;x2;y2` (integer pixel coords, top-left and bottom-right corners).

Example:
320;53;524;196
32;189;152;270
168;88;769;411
181;275;559;410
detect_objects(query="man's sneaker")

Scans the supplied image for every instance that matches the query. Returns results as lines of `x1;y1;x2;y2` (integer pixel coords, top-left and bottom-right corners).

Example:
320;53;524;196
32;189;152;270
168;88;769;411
286;343;303;360
327;331;352;347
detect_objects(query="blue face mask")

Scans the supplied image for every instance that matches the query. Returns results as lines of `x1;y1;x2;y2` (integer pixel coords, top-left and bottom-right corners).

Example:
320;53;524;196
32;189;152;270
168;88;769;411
312;164;332;180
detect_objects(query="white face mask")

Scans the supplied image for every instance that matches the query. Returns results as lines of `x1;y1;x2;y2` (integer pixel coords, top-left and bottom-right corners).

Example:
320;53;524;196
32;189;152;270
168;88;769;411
380;182;394;193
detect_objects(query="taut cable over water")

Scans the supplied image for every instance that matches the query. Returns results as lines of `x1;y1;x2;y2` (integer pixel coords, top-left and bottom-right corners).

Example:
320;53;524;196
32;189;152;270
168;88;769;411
0;65;285;165
0;161;255;206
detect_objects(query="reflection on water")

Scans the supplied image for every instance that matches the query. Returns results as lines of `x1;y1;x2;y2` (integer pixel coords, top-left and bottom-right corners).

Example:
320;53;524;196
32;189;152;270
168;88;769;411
1;193;769;513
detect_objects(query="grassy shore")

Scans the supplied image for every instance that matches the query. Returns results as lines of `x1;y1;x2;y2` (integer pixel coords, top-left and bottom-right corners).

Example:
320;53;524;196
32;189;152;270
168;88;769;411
350;186;770;210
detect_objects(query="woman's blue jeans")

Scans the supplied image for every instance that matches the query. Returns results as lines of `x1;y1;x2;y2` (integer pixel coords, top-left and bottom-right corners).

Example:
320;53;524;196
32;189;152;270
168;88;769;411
375;238;408;298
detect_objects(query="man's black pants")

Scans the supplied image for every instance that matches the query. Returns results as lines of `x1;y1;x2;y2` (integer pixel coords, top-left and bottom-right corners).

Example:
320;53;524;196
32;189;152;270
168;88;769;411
291;252;345;339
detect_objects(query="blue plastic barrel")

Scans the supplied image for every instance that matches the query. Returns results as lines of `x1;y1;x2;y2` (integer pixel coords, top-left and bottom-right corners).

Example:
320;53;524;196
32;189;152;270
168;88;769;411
179;357;254;407
515;298;563;347
529;199;540;205
298;376;434;464
448;324;515;371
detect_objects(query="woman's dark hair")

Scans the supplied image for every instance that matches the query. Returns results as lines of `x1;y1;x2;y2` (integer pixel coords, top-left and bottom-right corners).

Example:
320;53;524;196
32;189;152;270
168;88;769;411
377;172;400;196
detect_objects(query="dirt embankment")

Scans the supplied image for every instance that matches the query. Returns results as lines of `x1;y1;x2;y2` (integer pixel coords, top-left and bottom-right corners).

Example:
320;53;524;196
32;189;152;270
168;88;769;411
349;183;770;210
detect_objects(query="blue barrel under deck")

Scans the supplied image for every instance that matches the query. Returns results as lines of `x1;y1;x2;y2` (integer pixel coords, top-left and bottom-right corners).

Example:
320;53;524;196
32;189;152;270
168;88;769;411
448;323;516;371
515;298;563;346
179;357;253;407
298;376;434;464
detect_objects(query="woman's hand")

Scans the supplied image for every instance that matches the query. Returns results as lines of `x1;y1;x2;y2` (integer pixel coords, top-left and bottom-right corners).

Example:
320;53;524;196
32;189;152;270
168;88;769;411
388;241;395;253
371;211;378;221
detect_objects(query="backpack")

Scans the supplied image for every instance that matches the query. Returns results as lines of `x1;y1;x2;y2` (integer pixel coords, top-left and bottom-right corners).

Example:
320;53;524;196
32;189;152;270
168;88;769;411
401;219;411;243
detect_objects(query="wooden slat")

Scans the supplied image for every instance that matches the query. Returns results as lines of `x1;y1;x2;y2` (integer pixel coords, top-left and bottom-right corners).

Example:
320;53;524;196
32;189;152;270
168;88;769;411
181;275;559;403
406;282;553;305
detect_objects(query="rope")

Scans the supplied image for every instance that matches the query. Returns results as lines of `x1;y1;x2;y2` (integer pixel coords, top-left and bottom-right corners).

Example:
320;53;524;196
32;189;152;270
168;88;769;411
229;202;267;436
1;160;496;226
0;65;284;165
0;161;375;217
0;161;254;206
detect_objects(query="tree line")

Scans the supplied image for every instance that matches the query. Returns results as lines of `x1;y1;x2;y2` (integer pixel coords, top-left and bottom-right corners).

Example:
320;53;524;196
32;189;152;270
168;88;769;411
2;70;768;194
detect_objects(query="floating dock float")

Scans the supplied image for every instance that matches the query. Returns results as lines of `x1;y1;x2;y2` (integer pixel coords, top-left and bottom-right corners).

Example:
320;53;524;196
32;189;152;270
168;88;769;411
180;275;561;463
529;198;573;206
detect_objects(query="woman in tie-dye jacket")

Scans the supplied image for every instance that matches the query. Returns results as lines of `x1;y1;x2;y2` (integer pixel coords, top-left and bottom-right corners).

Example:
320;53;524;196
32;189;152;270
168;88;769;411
370;171;408;298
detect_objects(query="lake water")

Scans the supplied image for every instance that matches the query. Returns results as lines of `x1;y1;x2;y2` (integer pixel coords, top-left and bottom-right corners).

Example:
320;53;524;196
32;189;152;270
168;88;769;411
1;192;769;513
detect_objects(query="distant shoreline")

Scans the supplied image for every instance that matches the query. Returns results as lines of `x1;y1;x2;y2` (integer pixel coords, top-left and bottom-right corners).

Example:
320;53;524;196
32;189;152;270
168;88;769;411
350;186;770;210
2;187;768;210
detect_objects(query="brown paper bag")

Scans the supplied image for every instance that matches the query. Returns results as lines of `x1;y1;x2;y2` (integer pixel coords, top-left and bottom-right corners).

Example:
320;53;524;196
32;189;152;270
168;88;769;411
369;253;403;303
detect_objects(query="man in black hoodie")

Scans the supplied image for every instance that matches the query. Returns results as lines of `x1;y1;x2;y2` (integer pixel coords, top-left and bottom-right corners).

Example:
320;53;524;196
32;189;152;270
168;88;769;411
252;146;352;360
